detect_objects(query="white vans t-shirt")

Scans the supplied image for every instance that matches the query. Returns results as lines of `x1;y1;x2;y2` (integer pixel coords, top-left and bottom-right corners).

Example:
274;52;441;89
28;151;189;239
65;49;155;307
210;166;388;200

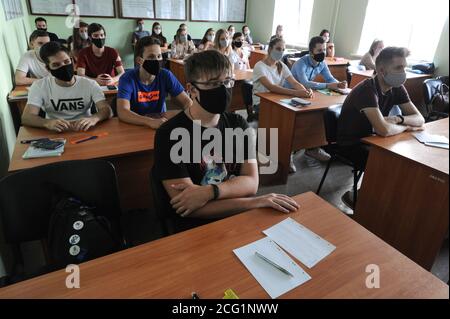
252;61;292;105
27;75;106;120
16;50;50;79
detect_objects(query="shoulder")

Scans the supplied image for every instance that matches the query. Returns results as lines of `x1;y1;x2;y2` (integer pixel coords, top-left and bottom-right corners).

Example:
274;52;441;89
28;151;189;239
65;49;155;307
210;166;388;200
119;68;137;83
221;112;249;129
30;76;51;90
254;61;266;71
158;112;190;134
105;46;119;56
75;75;98;87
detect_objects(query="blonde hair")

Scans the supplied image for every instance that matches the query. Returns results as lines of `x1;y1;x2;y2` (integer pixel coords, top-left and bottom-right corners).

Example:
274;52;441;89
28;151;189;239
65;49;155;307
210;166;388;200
214;29;231;56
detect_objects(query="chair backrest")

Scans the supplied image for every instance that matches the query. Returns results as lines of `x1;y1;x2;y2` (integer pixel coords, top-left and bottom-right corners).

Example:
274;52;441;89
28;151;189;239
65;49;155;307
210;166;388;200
0;160;122;245
242;80;254;107
437;76;449;86
323;104;343;144
110;97;118;117
423;78;443;105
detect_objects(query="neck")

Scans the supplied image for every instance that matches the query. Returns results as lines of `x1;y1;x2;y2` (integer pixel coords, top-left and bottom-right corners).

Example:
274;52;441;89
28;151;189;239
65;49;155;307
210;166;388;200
139;67;155;84
55;77;76;87
187;101;220;128
92;45;104;56
265;56;277;66
376;75;392;93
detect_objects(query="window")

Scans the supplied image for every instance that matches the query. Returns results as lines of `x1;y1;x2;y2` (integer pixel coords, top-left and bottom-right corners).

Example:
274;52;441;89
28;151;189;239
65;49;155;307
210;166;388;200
358;0;449;61
272;0;315;47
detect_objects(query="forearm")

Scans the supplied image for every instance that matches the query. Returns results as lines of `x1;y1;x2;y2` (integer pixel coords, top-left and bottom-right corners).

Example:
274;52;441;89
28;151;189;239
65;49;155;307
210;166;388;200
376;122;408;137
15;76;36;86
21;112;49;129
218;176;258;200
403;113;425;127
93;105;112;122
189;197;258;219
112;72;124;83
268;84;302;96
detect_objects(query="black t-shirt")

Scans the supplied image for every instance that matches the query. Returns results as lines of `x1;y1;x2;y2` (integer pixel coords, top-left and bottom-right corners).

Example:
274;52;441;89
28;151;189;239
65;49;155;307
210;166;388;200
48;32;59;42
151;34;168;46
337;76;410;145
154;111;255;185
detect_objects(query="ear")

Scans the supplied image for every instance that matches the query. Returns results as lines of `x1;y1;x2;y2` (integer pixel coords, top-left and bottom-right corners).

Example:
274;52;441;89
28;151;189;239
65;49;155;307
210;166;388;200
135;56;144;66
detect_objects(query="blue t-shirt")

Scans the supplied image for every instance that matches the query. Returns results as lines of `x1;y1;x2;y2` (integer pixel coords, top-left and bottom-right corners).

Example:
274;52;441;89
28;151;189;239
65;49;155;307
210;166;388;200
118;68;184;115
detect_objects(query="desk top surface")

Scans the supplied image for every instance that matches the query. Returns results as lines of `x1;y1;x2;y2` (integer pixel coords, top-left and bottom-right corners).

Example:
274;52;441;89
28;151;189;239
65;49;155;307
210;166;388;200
9;85;118;102
350;69;433;80
362;118;449;175
9;113;178;172
256;92;347;113
0;192;446;299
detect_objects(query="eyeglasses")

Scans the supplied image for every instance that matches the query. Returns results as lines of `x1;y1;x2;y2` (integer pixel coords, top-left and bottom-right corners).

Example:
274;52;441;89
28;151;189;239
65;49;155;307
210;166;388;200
193;77;235;89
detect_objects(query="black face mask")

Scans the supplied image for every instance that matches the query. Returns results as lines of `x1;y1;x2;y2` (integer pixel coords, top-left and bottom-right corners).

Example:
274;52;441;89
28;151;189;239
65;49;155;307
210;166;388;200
313;52;325;63
50;64;74;82
37;27;47;32
193;85;232;114
92;38;106;48
142;59;162;76
234;41;243;48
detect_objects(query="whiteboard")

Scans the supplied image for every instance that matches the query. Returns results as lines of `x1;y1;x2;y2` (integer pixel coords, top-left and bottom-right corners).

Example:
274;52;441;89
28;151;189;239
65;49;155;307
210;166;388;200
75;0;115;17
29;0;72;15
119;0;154;19
155;0;186;20
191;0;219;21
220;0;246;22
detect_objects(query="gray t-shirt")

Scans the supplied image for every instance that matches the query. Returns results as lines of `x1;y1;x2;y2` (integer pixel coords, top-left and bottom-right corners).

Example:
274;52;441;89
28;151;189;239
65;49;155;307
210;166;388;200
27;75;106;120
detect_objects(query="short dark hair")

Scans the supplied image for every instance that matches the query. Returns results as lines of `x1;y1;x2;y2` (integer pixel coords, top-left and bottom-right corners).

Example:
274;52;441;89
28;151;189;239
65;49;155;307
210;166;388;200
320;29;330;37
375;47;410;68
232;32;244;49
242;25;249;32
35;17;47;24
39;41;70;65
29;30;49;43
309;36;326;52
135;36;161;58
88;23;106;37
184;50;232;83
137;18;144;24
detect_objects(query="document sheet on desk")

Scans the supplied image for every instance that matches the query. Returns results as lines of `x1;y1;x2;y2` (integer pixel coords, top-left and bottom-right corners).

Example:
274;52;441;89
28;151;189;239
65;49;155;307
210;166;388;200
233;237;311;299
263;218;336;268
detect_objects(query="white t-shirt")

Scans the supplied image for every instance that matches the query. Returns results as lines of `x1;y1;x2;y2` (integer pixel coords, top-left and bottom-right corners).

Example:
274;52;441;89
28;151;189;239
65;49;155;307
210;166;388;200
16;50;50;79
229;49;250;71
252;60;292;105
27;75;106;120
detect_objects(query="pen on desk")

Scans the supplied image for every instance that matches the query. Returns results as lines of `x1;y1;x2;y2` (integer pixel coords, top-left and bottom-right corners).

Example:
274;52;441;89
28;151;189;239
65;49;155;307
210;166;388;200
255;252;294;277
72;135;98;144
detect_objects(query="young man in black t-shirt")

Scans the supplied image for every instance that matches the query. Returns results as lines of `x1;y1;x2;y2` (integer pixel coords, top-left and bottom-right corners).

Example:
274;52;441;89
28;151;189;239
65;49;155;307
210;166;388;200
154;50;298;230
337;47;425;208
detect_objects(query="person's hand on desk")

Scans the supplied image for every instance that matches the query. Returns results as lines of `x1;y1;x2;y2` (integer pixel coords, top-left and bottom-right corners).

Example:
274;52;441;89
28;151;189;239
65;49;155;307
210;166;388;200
96;74;113;86
170;184;214;217
252;193;299;214
406;125;425;132
70;117;100;132
296;88;314;99
145;116;167;129
337;81;348;89
44;119;71;132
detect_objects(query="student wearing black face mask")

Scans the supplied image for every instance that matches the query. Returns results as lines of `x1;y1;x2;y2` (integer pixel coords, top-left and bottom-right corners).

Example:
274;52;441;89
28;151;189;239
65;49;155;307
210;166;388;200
35;17;59;42
285;36;347;162
21;42;112;132
153;50;299;232
77;23;125;87
230;32;250;71
117;37;192;129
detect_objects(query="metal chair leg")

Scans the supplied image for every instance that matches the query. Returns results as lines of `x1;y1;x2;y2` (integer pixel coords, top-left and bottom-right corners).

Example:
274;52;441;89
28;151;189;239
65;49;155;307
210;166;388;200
317;158;333;195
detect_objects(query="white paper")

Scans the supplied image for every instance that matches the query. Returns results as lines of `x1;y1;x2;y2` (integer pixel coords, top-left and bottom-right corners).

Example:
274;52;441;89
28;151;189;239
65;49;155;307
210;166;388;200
191;0;219;21
77;0;115;17
155;0;185;20
233;237;311;299
120;0;154;18
220;0;246;22
263;218;336;268
30;0;72;15
413;132;449;145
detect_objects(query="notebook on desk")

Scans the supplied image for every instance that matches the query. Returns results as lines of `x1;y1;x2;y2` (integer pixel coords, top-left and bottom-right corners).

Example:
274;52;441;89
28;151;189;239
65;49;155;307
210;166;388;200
22;139;66;159
413;132;449;149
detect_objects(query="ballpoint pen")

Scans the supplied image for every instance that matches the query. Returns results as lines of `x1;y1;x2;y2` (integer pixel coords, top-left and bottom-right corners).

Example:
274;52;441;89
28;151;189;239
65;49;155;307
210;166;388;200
255;252;294;277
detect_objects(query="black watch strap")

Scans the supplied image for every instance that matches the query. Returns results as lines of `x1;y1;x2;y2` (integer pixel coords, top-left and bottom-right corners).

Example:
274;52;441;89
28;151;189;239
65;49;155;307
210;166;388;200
397;115;405;124
212;184;220;200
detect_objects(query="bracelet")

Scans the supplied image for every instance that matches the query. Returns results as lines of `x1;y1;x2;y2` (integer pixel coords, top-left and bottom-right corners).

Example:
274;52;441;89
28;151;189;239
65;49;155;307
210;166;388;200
397;115;405;124
211;184;220;200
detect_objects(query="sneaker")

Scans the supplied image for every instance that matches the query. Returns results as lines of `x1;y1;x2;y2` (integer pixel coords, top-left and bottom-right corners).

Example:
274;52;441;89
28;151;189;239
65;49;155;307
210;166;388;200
289;154;297;174
305;148;331;162
341;190;356;209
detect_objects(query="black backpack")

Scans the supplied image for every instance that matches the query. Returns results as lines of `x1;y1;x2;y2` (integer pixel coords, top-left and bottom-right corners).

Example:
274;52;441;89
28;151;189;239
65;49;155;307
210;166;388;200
48;196;122;269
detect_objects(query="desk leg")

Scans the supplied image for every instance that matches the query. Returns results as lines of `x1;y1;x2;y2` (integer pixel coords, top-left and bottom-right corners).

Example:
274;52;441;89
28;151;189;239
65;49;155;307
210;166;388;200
355;147;449;270
109;152;155;212
259;100;296;185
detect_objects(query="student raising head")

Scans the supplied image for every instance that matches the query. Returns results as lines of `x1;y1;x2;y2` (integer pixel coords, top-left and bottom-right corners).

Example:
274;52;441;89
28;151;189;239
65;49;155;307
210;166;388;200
67;21;90;67
153;50;299;232
77;23;125;86
117;36;192;129
214;29;232;56
230;32;250;71
151;22;168;49
15;30;50;85
132;18;151;47
171;28;196;59
320;29;335;58
360;39;385;70
21;41;112;132
198;28;215;51
35;16;59;42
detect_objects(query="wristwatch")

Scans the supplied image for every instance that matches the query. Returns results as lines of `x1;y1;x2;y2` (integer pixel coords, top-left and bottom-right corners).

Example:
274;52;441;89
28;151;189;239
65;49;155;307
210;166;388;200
211;184;220;200
396;115;405;124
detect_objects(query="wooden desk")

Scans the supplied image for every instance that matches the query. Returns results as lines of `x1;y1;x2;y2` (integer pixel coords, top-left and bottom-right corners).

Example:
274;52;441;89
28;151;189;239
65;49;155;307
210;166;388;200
0;192;447;299
349;70;432;107
288;57;350;82
249;49;268;68
257;92;347;185
7;85;118;134
168;58;253;112
9;114;177;210
355;118;449;270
